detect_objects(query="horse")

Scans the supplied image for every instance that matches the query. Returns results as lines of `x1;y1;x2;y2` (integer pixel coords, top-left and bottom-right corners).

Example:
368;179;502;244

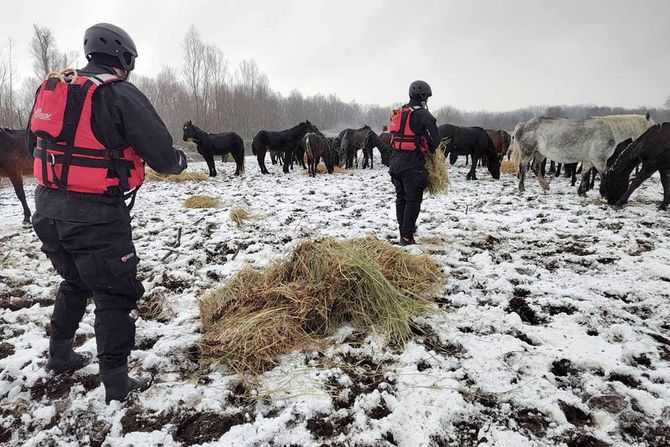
182;121;245;176
511;117;619;195
601;123;670;210
304;132;334;176
0;128;32;225
252;120;319;174
377;132;391;166
339;126;371;169
294;137;308;170
486;129;511;159
438;124;500;180
511;115;651;195
361;131;390;169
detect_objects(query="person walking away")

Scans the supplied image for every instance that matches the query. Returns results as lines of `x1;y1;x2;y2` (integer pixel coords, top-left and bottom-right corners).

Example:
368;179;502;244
27;23;188;403
388;80;439;245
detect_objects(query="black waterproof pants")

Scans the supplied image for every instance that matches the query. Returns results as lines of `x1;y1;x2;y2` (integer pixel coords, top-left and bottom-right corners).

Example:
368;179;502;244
32;212;144;370
390;168;428;239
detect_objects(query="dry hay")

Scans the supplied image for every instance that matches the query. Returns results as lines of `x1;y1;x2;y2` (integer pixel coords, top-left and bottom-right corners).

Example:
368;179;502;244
229;206;251;227
146;169;210;183
199;237;444;374
184;195;221;209
425;143;450;196
302;163;347;175
500;160;519;175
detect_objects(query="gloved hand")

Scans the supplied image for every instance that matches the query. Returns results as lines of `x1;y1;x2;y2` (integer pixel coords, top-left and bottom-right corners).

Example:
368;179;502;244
176;150;188;173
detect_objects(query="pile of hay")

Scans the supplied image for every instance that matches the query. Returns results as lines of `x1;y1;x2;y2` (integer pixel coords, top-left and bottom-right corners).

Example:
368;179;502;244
199;237;443;374
425;141;450;196
229;206;251;227
500;160;519;175
184;195;220;208
146;170;210;183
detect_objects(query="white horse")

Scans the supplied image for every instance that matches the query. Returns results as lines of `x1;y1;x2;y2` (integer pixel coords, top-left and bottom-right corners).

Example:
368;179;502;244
511;114;654;195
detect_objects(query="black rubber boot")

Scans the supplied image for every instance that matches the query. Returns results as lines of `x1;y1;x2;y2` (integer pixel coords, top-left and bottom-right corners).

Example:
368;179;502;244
45;338;93;374
100;364;153;404
399;236;416;246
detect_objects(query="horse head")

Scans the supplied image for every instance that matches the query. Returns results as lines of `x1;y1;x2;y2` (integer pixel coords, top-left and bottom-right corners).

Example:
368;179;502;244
183;120;198;142
304;120;319;134
487;150;501;180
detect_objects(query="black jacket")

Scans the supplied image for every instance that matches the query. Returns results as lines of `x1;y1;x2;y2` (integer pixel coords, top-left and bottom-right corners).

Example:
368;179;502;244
389;99;439;175
27;62;186;223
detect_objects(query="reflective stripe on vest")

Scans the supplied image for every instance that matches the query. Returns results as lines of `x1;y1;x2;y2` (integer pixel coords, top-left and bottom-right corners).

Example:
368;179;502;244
388;106;429;153
29;73;144;195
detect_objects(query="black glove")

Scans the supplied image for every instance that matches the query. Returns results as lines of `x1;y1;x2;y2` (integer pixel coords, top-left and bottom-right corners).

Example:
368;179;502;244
176;150;188;172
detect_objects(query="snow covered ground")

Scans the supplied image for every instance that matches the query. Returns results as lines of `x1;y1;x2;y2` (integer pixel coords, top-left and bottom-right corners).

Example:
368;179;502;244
1;156;669;447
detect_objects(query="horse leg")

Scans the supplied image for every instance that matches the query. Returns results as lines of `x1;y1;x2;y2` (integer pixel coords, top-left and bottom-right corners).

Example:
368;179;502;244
531;154;549;191
615;163;656;207
257;147;270;174
577;160;595;196
518;156;529;193
659;168;670;210
466;153;477;180
204;153;217;177
10;174;31;225
554;163;562;178
548;161;556;175
283;148;293;174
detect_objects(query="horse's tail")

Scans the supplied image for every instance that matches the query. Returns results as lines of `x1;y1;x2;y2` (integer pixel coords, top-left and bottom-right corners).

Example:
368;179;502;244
510;127;522;174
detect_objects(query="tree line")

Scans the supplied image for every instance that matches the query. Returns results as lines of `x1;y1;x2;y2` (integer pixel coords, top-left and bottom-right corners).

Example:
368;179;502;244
1;24;669;142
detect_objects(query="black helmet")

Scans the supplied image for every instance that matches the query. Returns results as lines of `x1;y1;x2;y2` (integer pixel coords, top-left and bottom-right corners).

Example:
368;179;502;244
409;80;432;101
84;23;137;71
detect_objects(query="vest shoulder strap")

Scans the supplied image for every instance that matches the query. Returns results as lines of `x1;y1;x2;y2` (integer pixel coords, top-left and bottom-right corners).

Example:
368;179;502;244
86;73;123;86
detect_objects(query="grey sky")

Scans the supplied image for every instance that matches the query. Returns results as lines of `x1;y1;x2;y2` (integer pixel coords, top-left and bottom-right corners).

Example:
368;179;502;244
2;0;669;111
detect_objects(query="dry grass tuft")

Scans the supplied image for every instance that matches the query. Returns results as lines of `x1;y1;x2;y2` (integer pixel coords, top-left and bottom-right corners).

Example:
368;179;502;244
302;163;347;175
199;237;444;374
184;195;221;208
229;206;251;227
500;160;518;175
425;147;450;196
146;170;210;183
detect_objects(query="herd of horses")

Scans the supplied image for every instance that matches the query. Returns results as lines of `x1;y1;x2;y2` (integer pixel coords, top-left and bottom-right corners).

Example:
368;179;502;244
2;112;669;225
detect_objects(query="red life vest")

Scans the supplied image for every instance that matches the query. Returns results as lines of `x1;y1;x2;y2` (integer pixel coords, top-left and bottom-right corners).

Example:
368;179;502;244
389;106;429;153
30;71;144;196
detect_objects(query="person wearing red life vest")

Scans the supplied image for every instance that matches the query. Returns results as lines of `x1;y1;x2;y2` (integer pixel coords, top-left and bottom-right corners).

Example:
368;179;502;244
26;23;187;403
388;80;439;245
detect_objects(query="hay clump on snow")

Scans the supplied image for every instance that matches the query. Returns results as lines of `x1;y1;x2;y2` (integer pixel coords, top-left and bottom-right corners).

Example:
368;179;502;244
199;237;443;374
425;140;450;196
500;160;518;175
184;195;220;208
146;170;210;183
229;206;251;227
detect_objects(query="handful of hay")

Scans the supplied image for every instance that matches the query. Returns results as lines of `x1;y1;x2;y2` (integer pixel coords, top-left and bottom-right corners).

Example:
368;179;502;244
425;139;450;195
184;195;220;208
199;237;443;374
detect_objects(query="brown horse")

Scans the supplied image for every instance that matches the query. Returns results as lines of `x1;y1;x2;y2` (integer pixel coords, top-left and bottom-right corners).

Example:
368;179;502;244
486;129;511;159
0;128;32;224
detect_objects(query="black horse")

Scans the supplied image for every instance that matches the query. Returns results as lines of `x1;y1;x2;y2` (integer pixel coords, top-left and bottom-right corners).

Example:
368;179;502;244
339;125;371;169
252;120;318;174
182;121;245;176
438;124;500;180
602;124;670;209
361;131;389;169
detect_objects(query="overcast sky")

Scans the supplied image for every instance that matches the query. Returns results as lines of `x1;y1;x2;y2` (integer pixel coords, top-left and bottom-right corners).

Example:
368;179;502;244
2;0;669;111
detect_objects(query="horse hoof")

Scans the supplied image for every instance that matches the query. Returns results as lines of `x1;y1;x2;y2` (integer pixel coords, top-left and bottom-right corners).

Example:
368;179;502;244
658;204;668;211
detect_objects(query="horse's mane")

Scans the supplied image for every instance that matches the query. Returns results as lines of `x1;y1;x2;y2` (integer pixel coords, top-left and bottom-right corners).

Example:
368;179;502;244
591;115;653;142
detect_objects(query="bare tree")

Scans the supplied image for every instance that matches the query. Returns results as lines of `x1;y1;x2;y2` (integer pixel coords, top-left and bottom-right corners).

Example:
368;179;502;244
29;24;75;79
665;97;670;109
182;26;207;125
